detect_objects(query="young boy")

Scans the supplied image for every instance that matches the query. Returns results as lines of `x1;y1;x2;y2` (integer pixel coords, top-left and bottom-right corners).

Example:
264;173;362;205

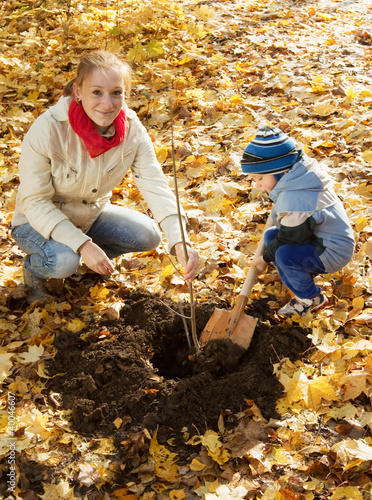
241;124;355;317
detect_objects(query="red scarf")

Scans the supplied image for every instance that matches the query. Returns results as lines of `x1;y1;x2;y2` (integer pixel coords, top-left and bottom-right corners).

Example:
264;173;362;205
68;99;127;158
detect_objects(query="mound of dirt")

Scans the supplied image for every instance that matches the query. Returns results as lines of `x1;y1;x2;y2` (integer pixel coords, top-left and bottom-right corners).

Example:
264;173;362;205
48;291;311;444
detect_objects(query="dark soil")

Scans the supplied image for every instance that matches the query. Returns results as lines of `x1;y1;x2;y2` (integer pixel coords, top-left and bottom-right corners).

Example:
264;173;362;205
47;291;312;444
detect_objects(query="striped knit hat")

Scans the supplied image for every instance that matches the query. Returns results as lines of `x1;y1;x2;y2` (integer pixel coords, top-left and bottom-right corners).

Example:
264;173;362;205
241;124;299;175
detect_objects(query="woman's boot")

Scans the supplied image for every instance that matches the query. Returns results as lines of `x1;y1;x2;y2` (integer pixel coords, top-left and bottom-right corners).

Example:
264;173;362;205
23;265;48;304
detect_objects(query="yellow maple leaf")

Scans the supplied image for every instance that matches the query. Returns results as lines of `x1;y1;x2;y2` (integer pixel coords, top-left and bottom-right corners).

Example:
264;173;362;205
205;268;219;284
313;103;336;116
176;55;194;66
190;458;206;471
141;493;155;500
270;445;290;465
283;370;309;404
200;430;231;465
352;296;364;310
110;488;133;500
325;36;337;45
40;480;75;500
19;405;51;440
155;146;169;164
362;150;372;165
311;76;326;93
127;43;147;62
306;376;337;409
346;87;358;101
18;344;44;364
366;354;372;374
28;89;39;101
355;182;372;198
330;439;372;470
193;5;215;21
253;486;282;500
146;39;164;58
320;140;337;148
114;417;123;429
149;433;179;482
0;352;13;383
229;94;244;106
329;486;363;500
318;12;336;20
351;308;372;324
62;318;86;333
0;318;18;334
161;264;175;277
169;490;186;500
355;215;368;233
342;338;372;357
89;283;110;300
281;370;336;409
341;371;367;400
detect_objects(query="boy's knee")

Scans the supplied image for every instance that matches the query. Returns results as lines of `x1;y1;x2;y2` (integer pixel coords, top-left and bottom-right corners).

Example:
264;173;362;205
275;245;292;266
264;226;278;247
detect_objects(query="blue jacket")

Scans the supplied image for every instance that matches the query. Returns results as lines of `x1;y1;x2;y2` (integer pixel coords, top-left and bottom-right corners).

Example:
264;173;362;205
263;154;355;273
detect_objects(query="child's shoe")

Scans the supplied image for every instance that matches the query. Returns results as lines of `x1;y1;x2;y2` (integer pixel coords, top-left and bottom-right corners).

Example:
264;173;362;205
278;292;329;317
23;265;48;304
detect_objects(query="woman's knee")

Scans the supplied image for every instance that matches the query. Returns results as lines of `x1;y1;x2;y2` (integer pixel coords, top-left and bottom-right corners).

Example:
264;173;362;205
139;225;161;251
53;251;81;278
36;250;81;279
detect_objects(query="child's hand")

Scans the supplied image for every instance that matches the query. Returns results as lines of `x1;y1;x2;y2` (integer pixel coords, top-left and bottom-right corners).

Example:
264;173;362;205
250;255;268;274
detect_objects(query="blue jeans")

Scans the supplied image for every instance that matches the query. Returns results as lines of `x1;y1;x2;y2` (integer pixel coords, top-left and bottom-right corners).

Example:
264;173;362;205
11;204;161;279
264;226;325;299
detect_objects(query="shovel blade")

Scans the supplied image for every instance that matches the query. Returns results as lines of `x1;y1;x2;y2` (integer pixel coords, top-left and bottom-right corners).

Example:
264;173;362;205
200;308;258;350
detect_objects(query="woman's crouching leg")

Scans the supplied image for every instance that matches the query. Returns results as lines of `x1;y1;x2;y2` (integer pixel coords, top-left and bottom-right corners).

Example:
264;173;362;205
26;244;81;280
12;223;81;280
87;205;162;259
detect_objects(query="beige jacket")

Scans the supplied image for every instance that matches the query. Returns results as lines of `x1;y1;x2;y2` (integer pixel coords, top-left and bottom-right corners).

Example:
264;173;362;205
12;96;188;253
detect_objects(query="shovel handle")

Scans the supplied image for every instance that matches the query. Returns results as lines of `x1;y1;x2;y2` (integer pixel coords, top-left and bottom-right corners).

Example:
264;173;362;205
225;214;274;336
240;213;274;299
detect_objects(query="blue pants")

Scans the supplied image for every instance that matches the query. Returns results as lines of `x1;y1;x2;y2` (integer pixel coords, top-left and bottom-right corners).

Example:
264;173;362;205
11;204;161;279
264;226;325;299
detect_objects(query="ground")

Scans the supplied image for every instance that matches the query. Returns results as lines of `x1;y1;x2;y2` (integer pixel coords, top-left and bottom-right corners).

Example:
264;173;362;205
41;290;311;496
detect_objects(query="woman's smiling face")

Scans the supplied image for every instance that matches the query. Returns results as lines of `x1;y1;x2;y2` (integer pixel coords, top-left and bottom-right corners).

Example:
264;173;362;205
73;67;125;133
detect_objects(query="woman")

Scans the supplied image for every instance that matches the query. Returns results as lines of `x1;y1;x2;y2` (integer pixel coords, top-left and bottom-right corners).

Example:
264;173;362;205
11;51;199;303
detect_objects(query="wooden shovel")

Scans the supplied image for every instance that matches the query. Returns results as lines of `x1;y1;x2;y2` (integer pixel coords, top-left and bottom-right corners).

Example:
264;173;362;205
200;214;274;350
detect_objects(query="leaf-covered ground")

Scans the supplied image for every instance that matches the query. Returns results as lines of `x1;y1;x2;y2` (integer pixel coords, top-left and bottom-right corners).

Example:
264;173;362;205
1;0;372;499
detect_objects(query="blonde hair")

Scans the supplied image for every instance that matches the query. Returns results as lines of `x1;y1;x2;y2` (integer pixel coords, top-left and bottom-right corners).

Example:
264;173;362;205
64;51;132;99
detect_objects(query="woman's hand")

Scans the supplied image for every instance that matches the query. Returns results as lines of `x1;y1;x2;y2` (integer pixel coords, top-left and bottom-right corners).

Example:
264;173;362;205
78;241;115;275
174;242;199;282
250;255;268;274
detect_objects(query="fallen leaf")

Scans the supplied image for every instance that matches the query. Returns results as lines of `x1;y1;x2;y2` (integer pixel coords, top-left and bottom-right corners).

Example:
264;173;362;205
18;344;44;364
0;352;13;382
